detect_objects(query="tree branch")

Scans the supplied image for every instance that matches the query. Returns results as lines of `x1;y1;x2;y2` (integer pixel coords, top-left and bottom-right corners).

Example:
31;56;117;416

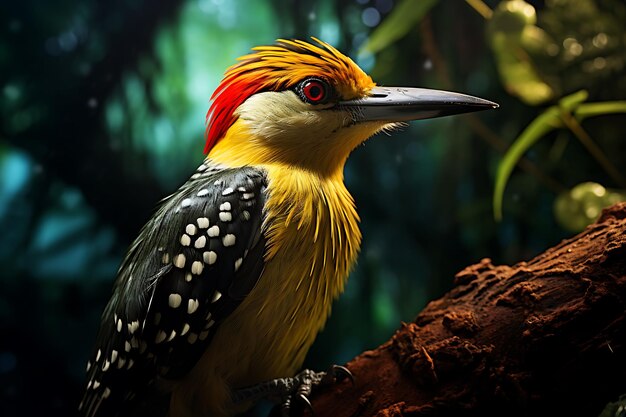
311;202;626;416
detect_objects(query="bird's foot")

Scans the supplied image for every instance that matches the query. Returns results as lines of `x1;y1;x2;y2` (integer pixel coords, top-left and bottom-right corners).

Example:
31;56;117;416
232;365;353;416
279;365;353;416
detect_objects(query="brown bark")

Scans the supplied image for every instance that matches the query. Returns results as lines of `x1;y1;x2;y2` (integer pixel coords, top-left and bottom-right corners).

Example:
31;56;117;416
311;202;626;417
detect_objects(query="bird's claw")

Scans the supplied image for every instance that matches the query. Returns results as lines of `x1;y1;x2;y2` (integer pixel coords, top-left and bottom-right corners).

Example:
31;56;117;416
297;392;313;414
320;364;354;386
281;391;314;417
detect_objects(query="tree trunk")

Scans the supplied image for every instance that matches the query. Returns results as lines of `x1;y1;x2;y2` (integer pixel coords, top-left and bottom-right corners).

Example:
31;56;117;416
311;202;626;417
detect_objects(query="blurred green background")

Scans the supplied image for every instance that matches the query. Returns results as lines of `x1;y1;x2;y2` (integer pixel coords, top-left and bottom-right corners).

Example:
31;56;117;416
1;0;625;416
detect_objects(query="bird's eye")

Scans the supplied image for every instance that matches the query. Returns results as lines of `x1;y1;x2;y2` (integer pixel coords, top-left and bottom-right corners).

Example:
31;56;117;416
297;78;330;104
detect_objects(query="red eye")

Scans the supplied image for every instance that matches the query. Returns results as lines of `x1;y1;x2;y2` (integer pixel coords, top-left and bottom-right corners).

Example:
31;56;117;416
300;79;329;104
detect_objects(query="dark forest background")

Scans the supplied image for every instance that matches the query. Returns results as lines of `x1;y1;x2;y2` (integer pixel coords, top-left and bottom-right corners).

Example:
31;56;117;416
1;0;625;416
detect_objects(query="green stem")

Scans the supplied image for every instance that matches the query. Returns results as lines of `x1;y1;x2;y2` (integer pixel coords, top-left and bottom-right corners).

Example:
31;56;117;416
560;111;626;188
465;0;493;19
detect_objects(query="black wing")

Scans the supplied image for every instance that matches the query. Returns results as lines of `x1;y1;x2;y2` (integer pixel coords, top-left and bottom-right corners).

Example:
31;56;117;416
79;165;268;417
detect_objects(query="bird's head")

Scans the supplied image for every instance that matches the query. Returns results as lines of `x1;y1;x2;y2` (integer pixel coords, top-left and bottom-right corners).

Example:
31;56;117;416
206;38;497;177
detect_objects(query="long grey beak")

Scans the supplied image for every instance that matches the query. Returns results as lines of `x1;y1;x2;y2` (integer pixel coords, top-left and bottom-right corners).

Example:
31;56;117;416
339;86;498;122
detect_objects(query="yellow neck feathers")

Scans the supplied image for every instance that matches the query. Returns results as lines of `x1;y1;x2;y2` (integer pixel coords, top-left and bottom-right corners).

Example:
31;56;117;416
206;113;364;306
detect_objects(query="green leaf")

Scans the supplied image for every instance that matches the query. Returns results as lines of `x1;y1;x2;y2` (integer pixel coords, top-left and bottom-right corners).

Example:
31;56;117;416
360;0;439;54
487;1;555;105
493;91;626;220
493;90;588;220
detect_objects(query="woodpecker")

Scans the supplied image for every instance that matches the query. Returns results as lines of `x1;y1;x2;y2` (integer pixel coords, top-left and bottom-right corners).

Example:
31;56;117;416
79;38;497;417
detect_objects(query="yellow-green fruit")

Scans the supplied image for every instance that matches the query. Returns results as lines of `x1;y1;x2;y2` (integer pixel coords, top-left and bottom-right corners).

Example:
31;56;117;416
490;0;537;36
554;182;626;232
